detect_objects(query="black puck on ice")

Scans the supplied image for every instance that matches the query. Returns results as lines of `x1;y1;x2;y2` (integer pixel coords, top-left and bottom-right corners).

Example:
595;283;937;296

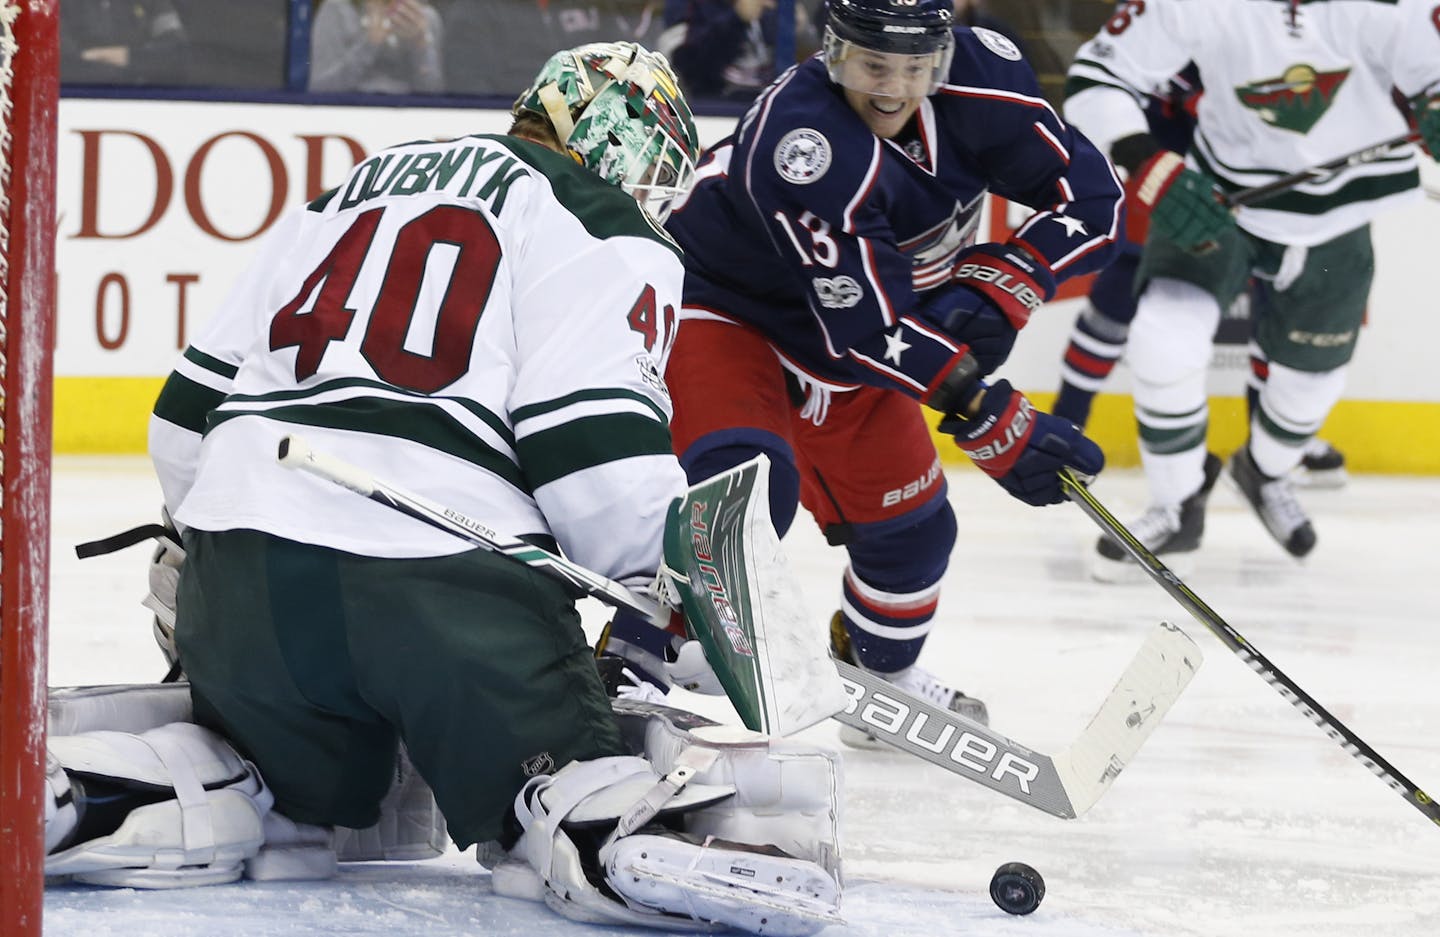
989;861;1045;915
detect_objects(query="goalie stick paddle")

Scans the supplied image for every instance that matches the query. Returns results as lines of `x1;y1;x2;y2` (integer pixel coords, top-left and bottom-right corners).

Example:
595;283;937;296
1062;468;1440;830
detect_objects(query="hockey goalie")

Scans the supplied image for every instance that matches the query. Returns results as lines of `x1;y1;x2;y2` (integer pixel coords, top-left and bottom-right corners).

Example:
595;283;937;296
44;38;843;937
43;682;843;936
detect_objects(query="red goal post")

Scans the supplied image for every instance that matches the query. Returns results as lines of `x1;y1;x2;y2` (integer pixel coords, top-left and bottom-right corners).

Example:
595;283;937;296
0;2;58;936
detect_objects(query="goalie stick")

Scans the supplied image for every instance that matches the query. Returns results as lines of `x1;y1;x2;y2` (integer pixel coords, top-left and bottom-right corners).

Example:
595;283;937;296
276;436;846;737
1062;468;1440;830
278;434;1202;819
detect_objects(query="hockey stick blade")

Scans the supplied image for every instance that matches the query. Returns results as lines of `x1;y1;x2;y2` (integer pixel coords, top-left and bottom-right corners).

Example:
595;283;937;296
833;621;1201;819
1062;468;1440;829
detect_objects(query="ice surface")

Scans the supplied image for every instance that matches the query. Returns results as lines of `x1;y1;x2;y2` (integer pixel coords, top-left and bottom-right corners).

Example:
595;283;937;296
45;455;1440;936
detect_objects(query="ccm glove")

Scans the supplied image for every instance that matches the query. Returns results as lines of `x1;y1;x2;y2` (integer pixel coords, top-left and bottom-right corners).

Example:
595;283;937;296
948;242;1056;331
1114;134;1234;252
1413;91;1440;161
940;379;1104;506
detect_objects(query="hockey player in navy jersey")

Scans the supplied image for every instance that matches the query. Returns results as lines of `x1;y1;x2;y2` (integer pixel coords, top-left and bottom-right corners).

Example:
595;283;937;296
602;0;1124;735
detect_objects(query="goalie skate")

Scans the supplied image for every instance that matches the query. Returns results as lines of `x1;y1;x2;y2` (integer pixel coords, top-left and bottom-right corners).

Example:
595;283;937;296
604;830;842;936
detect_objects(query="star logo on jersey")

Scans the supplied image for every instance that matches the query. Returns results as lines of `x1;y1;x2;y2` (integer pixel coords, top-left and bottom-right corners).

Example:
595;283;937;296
1235;64;1350;135
883;326;911;366
1051;215;1088;238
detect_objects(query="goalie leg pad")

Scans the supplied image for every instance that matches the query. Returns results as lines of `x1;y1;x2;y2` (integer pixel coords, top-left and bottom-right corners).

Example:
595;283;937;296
620;699;844;885
50;683;447;869
48;682;193;736
603;831;841;936
46;721;273;888
499;755;735;932
497;704;844;934
45;752;78;855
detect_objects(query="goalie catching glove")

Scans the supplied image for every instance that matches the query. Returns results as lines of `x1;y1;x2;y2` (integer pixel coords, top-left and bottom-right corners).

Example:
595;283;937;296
940;379;1104;506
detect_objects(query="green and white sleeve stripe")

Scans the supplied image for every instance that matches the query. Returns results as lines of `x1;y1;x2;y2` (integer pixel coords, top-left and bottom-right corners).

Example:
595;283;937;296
512;388;675;490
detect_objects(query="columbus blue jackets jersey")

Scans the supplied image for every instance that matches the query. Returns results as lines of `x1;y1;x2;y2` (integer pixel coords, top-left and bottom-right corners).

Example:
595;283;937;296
664;27;1124;397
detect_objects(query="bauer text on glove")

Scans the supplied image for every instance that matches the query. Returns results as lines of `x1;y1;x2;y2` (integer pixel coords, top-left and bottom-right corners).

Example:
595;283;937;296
939;379;1104;506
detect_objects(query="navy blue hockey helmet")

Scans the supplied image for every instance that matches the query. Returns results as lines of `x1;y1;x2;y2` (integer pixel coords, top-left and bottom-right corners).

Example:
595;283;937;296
825;0;954;57
823;0;954;97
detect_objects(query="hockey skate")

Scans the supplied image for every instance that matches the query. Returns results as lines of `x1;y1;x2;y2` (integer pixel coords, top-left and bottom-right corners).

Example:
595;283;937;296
1227;445;1316;557
1293;438;1348;489
1091;452;1222;583
828;613;988;749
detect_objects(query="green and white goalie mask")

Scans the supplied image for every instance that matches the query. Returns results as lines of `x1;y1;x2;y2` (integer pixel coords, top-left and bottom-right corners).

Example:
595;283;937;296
514;41;700;224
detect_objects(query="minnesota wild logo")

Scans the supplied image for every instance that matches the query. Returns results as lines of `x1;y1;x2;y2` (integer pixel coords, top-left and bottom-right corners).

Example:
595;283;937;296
1235;64;1349;134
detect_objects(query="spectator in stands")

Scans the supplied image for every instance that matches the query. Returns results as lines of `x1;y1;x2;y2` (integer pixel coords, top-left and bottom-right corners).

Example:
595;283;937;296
309;0;444;94
60;0;192;86
440;0;662;97
172;1;288;90
656;0;819;100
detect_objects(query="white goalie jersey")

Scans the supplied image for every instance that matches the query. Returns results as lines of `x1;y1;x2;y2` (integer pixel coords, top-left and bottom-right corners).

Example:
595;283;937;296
149;133;688;589
1066;0;1440;245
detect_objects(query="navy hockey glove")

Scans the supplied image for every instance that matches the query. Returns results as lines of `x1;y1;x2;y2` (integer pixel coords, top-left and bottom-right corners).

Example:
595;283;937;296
917;282;1018;375
595;608;724;696
948;242;1056;331
940;380;1104;506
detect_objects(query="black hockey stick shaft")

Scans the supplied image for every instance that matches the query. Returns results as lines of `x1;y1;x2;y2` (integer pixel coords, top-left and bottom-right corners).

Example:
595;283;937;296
1223;131;1420;208
1061;469;1440;829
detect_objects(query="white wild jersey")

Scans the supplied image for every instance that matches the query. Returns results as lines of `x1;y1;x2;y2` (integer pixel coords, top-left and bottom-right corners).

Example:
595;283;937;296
1067;0;1440;245
150;133;688;588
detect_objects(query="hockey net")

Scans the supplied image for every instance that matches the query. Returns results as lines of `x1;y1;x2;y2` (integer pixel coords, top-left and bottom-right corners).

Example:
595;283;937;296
0;3;58;936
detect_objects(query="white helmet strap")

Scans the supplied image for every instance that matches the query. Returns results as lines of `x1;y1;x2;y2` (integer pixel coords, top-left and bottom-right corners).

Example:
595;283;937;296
537;83;576;144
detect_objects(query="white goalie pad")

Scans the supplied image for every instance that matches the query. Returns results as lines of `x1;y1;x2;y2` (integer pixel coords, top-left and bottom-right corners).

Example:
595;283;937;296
47;683;447;870
46;722;273;888
493;701;843;935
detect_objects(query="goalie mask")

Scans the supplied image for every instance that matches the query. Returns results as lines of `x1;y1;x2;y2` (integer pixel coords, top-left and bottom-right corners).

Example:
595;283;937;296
514;42;700;224
822;0;955;99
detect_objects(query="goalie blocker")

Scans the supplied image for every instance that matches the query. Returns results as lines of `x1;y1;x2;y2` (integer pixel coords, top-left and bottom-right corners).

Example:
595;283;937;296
42;685;843;935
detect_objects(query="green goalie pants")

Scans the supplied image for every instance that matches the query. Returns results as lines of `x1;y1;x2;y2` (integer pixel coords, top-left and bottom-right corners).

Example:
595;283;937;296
174;527;626;848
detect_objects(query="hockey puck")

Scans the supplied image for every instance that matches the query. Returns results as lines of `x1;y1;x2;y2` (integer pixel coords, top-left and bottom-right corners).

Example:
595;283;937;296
990;861;1045;915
